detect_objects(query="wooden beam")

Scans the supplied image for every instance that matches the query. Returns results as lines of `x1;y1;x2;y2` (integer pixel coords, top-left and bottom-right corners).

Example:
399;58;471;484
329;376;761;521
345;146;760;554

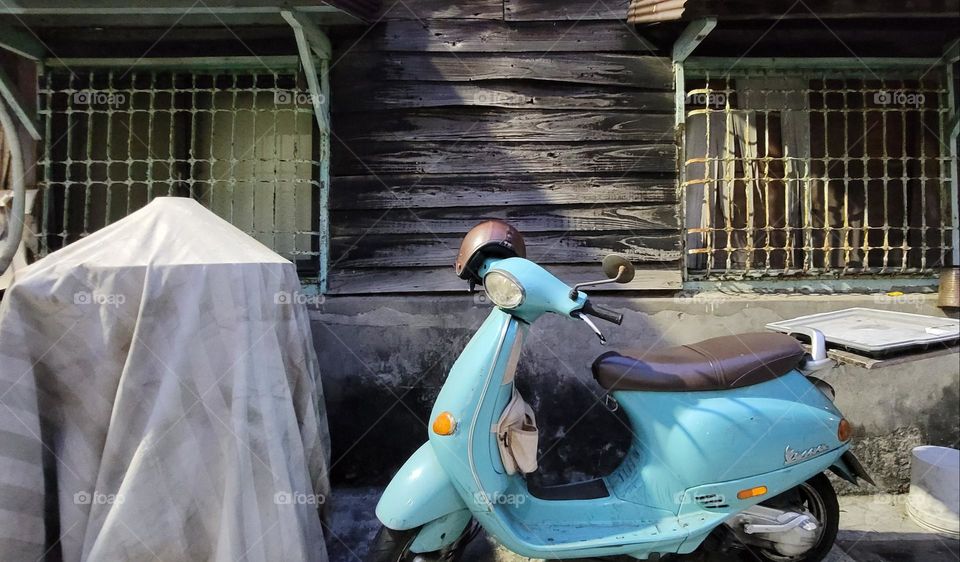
0;25;44;60
327;265;682;293
332;82;675;112
332;141;677;175
672;17;716;63
334;109;675;143
335;52;674;88
331;233;682;268
282;9;332;291
504;0;631;21
339;20;656;53
330;204;680;235
281;9;331;60
281;14;329;133
0;65;39;141
378;0;503;21
329;174;678;210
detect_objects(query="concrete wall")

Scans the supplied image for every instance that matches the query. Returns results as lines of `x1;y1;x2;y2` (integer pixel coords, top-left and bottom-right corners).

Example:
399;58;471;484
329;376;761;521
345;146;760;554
312;292;959;494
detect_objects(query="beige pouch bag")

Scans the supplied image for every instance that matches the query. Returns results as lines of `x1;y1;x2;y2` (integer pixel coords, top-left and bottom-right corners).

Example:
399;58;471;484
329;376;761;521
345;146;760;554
495;388;539;475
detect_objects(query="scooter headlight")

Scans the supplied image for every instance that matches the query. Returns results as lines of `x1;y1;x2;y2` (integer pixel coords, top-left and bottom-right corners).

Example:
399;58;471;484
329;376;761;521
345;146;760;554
483;271;525;309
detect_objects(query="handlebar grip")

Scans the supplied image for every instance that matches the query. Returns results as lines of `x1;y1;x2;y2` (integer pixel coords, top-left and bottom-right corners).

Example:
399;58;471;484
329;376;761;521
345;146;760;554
582;302;623;325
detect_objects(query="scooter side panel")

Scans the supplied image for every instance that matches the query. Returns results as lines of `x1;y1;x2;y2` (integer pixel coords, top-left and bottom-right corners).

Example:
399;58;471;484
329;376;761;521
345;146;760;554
375;442;467;530
675;450;844;553
611;371;846;512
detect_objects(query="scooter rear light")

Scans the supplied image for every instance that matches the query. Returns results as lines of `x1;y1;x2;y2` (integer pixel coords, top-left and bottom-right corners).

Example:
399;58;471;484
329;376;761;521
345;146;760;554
432;412;458;436
838;418;852;442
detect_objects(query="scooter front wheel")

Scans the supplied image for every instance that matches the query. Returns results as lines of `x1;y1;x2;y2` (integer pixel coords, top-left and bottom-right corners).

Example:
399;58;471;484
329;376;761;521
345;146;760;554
367;522;478;562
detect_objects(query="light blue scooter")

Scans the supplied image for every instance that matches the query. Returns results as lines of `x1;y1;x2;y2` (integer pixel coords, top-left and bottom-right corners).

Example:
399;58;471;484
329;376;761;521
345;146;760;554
372;221;873;561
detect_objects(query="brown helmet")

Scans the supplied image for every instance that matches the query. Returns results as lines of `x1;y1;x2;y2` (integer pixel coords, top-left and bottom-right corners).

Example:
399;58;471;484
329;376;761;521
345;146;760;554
455;220;526;283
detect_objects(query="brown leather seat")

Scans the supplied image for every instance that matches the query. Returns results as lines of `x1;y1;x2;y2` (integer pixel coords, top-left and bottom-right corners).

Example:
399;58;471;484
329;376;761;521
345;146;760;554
592;333;805;392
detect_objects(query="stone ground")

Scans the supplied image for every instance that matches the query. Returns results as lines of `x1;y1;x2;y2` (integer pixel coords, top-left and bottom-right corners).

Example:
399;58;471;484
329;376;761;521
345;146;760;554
325;488;960;562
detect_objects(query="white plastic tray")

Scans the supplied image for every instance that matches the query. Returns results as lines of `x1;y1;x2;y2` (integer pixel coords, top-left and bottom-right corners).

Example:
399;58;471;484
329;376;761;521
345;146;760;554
766;308;960;354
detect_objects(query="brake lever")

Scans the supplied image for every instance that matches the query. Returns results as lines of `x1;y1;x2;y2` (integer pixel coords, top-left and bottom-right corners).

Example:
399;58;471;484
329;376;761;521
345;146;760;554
574;312;606;345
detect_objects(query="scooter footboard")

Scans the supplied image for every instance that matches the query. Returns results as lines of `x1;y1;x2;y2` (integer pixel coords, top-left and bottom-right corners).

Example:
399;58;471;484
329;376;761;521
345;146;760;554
375;442;468;531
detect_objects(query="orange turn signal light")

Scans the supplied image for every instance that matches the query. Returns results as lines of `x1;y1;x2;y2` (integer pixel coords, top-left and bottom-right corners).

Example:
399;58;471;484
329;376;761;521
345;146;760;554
838;418;852;442
432;411;457;436
737;486;768;500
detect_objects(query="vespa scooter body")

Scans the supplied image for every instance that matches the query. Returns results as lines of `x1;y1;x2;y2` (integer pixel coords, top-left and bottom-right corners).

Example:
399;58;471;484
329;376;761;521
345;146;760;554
377;257;854;559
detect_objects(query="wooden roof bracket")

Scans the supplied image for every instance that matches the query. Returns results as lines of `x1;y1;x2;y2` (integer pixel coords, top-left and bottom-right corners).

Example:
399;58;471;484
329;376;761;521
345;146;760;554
0;25;42;141
672;19;715;281
671;18;716;129
0;65;40;141
282;9;332;291
672;17;717;64
0;25;44;61
944;38;959;65
281;9;331;133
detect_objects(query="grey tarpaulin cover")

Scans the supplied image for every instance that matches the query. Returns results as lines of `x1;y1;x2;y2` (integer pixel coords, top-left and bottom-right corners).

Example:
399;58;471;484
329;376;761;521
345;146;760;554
0;198;331;561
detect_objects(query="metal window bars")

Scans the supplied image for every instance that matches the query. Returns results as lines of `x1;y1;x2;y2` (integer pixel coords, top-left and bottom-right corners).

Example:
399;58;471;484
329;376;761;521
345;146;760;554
36;60;322;275
682;63;954;279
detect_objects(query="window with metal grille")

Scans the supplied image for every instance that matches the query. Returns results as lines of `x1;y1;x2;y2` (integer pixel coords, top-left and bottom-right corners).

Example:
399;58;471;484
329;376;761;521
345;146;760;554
682;64;956;279
37;61;324;277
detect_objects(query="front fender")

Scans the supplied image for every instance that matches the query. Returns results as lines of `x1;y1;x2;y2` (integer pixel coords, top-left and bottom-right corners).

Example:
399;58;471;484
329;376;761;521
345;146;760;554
376;442;467;530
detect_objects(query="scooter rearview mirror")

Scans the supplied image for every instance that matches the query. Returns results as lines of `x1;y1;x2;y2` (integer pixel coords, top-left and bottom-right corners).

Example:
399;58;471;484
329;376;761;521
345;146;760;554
570;255;637;298
602;254;636;284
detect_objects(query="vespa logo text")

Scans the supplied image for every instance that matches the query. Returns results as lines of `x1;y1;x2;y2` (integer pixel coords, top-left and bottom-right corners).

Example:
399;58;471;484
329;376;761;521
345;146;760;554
784;444;830;465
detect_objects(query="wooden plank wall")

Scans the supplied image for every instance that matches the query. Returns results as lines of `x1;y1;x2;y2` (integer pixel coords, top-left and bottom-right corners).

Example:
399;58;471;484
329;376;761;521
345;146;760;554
328;0;681;293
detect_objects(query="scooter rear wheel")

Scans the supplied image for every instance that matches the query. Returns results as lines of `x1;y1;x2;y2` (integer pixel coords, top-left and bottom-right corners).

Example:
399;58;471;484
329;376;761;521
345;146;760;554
367;522;477;562
750;473;840;562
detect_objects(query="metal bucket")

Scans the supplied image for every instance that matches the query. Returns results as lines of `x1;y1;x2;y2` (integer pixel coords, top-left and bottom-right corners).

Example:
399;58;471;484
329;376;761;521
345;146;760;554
939;267;960;308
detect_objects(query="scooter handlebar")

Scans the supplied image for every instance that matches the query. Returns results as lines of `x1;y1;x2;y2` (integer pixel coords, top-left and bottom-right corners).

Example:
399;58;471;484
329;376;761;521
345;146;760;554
580;302;623;325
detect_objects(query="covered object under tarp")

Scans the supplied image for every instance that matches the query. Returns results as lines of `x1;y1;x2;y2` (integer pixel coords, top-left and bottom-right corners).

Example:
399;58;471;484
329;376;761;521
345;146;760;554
0;198;331;561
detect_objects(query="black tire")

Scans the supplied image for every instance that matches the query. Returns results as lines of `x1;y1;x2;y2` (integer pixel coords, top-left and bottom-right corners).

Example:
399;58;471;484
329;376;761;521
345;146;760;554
367;522;477;562
746;473;840;562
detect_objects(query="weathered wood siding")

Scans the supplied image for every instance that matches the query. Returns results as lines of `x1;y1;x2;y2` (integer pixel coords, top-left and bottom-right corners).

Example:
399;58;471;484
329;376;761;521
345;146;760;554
328;2;680;293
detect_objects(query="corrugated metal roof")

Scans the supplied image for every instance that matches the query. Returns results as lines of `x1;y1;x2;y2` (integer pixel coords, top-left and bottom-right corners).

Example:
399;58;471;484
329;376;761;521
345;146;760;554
627;0;686;23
